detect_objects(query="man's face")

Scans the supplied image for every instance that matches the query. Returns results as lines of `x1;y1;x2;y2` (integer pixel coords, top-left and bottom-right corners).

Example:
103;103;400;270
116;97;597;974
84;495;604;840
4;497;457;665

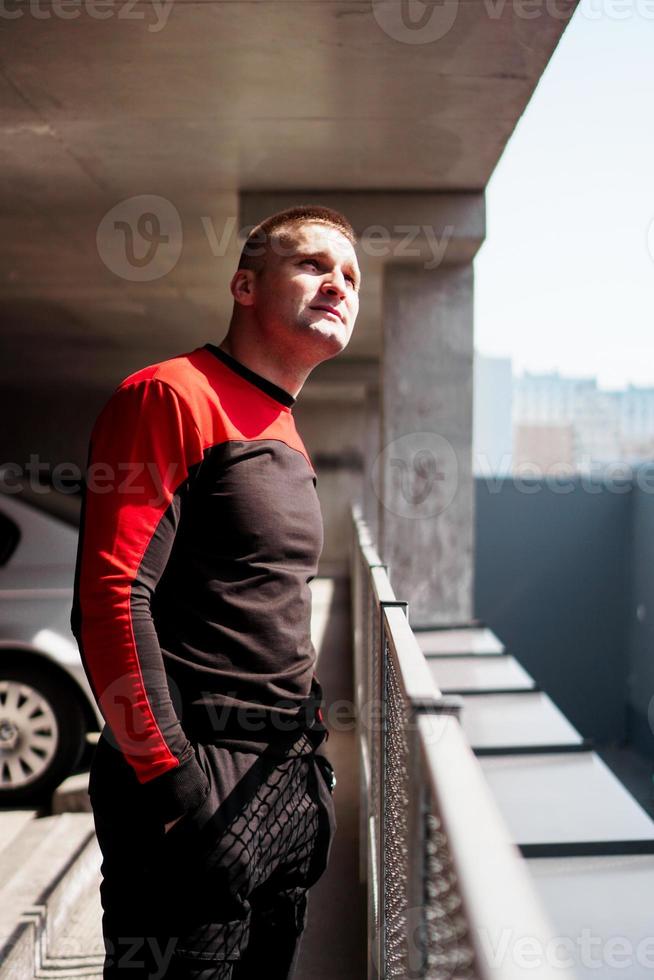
246;222;361;359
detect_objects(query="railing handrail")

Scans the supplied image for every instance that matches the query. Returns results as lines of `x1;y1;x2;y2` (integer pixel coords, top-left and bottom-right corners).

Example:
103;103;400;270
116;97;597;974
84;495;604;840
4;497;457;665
351;503;578;980
369;564;396;605
383;605;458;713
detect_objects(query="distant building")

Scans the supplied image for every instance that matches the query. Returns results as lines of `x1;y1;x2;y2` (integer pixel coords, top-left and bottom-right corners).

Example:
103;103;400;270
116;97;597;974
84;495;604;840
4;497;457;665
513;370;596;426
513;423;575;474
513;371;653;473
620;385;654;461
473;363;654;477
473;354;513;476
574;389;622;469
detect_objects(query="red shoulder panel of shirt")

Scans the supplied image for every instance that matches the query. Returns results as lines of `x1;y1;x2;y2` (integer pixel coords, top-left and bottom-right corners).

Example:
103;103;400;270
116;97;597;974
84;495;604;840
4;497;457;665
118;346;315;477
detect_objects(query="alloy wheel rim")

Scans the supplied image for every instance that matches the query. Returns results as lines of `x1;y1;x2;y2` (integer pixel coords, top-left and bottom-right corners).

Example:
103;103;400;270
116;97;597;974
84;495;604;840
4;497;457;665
0;680;58;788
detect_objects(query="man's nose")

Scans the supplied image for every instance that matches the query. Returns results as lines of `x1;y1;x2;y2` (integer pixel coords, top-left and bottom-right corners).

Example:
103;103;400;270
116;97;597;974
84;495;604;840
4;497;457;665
321;274;346;301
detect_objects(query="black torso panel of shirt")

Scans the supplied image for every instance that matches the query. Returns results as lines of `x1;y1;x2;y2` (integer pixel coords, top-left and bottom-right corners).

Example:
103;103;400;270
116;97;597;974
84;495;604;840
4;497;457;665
151;436;324;723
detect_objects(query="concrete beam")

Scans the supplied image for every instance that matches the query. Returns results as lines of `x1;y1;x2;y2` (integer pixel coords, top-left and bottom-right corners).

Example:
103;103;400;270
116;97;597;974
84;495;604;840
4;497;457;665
240;191;485;266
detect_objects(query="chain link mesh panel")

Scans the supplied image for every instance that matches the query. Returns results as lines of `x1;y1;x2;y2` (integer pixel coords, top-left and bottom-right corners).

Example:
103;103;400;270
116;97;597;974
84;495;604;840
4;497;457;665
423;812;478;980
370;590;381;833
382;636;411;979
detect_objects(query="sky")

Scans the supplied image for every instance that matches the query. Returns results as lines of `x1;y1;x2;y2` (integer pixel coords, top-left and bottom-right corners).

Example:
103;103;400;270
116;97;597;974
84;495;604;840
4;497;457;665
474;3;654;391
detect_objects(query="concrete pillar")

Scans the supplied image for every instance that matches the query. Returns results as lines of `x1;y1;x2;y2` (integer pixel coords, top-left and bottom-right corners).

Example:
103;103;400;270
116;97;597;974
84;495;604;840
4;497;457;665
377;263;475;625
362;383;380;541
239;192;484;621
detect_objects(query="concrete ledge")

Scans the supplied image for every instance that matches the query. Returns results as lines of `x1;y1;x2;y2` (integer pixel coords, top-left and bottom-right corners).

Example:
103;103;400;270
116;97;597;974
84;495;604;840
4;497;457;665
51;772;92;815
240;190;486;265
0;814;96;979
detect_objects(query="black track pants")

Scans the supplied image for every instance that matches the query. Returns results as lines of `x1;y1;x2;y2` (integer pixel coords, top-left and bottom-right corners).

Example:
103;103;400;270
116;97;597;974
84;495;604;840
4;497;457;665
89;729;337;980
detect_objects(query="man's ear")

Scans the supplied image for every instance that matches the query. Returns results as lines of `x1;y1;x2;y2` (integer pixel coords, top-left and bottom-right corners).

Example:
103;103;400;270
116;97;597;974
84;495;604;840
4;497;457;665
230;268;256;307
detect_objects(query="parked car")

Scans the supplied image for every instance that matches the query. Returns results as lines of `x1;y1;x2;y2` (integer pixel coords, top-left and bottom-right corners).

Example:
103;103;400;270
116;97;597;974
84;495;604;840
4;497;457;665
0;488;102;805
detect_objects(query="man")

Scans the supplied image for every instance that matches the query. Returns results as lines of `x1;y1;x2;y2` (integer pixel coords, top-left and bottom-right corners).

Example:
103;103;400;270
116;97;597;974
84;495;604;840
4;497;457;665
70;204;361;979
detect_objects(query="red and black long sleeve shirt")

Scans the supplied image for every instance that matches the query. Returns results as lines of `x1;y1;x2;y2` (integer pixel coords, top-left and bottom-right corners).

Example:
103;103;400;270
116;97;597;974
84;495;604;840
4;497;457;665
71;342;325;822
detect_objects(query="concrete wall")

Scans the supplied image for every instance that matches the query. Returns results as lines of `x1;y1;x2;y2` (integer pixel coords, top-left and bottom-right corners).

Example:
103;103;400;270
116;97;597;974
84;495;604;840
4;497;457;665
625;475;654;755
474;476;633;745
293;400;366;574
0;386;104;472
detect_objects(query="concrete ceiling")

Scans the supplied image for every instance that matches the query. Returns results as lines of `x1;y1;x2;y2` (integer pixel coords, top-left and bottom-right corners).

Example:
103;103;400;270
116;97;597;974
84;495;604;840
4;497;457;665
0;0;575;393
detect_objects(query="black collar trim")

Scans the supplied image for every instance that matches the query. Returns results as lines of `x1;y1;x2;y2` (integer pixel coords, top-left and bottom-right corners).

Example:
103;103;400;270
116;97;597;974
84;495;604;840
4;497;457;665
203;343;296;408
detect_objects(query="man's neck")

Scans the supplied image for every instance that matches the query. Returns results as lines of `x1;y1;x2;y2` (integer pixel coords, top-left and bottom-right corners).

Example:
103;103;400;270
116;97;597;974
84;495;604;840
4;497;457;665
217;335;311;399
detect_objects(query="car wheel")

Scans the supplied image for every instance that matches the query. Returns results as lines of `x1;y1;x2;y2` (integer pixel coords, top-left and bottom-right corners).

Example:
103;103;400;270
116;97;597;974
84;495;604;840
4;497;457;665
0;665;86;806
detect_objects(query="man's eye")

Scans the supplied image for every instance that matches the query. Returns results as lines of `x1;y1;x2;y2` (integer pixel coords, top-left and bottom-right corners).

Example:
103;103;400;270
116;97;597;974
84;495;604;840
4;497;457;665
302;259;319;269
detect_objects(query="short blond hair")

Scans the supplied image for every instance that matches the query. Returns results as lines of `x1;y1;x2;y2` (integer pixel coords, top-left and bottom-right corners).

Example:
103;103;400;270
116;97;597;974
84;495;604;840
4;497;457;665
238;205;357;273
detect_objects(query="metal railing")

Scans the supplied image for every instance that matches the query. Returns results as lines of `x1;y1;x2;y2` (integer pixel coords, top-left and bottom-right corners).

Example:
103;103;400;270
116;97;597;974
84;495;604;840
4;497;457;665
350;505;577;980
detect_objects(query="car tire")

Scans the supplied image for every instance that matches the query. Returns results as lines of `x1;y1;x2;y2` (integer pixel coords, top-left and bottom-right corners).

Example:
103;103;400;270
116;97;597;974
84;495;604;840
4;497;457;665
0;664;86;807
